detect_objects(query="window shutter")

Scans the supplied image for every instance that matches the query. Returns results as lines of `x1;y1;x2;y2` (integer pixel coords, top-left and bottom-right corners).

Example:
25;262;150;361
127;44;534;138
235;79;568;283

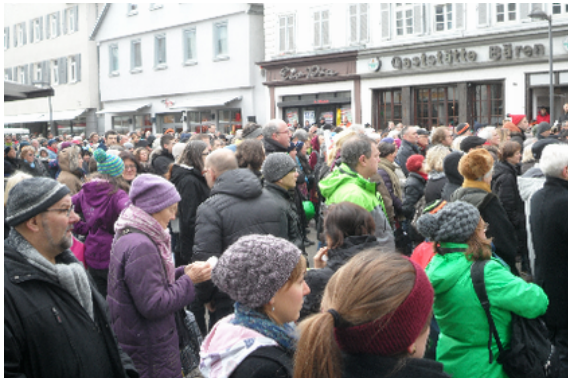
22;23;27;45
314;12;320;47
56;12;61;37
24;64;29;84
287;16;294;51
360;4;368;42
59;57;67;84
13;67;17;80
413;4;423;35
29;20;34;43
478;3;489;27
39;17;43;40
455;3;465;29
322;10;329;46
42;60;50;84
74;6;79;32
13;25;17;47
76;54;81;82
279;17;285;51
63;9;68;34
519;3;530;20
5;27;9;49
45;15;50;39
349;4;357;43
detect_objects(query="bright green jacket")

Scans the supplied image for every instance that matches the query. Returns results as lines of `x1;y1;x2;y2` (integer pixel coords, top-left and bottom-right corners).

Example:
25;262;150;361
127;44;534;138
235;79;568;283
425;244;548;378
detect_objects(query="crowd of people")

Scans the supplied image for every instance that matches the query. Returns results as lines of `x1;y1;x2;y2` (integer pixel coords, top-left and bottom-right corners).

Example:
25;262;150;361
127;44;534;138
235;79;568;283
4;109;568;378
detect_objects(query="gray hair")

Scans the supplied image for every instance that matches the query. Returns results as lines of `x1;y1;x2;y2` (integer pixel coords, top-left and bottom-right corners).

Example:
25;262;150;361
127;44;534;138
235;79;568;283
540;144;568;178
293;129;309;142
477;126;496;141
341;135;374;171
263;119;283;139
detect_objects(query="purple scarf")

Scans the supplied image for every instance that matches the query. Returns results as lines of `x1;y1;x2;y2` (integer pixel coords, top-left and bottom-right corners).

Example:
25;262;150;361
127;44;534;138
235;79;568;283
114;205;175;284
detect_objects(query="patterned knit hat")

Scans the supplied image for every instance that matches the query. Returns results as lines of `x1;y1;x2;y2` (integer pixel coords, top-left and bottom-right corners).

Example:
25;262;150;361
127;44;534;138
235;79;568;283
94;148;124;177
416;200;480;242
454;123;471;136
262;153;297;183
129;174;181;214
6;177;71;227
212;234;301;308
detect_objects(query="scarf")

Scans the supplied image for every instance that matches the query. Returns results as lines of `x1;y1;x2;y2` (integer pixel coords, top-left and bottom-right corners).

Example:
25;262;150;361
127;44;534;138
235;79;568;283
230;302;297;353
462;178;491;193
8;229;94;320
377;160;402;200
114;205;175;284
417;171;429;181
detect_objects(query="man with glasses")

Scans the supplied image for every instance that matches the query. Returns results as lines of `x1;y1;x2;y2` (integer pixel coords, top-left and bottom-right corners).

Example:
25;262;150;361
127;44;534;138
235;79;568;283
4;177;137;378
262;119;291;156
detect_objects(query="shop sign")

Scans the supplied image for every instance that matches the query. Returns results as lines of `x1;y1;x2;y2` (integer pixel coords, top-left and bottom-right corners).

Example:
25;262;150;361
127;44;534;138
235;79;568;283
368;57;381;72
489;44;545;60
563;36;568;53
313;99;330;104
281;65;339;81
391;48;478;70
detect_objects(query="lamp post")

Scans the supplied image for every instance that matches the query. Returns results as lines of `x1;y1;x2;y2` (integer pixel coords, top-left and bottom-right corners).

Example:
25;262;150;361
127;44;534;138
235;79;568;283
529;9;554;123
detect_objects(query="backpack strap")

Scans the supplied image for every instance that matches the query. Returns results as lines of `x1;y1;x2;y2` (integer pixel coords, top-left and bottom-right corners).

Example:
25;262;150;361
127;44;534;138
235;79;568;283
470;260;505;364
478;192;497;212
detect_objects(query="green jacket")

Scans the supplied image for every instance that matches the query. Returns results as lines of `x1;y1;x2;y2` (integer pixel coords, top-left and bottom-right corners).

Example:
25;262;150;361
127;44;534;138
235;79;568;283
319;163;394;251
425;244;548;378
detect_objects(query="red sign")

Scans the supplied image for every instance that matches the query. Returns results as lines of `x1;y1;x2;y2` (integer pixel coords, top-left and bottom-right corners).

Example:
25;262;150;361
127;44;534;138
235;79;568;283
313;100;330;104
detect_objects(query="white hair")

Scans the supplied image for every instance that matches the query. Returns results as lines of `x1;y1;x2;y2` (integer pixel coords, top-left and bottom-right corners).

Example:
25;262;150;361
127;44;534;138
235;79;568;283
387;130;400;139
540;144;568;178
348;124;366;134
477;126;495;140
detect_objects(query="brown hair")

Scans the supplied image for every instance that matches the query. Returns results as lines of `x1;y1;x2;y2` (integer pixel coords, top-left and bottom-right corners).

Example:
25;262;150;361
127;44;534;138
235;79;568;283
500;141;521;163
324;202;375;249
465;218;493;261
431;126;450;146
236;139;265;171
20;146;35;158
294;251;426;378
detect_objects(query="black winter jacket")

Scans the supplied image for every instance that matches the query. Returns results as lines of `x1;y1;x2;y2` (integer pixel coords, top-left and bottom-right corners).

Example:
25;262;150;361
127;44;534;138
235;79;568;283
264;183;305;252
262;138;288;156
18;158;49;177
343;354;450;378
4;240;138;378
170;164;210;264
301;235;379;320
492;161;525;229
4;156;19;177
230;346;292;378
402;172;427;219
396;139;420;177
151;149;174;176
424;171;447;204
192;169;288;304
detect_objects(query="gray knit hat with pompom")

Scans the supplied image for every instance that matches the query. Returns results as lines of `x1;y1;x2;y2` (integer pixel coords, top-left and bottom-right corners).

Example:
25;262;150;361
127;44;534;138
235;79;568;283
416;201;480;243
212;234;301;308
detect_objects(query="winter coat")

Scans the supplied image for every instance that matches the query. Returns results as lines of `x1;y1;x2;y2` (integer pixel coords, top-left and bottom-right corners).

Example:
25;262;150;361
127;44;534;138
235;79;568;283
264;183;305;252
492;161;525;229
509;131;526;153
343;353;450;378
262;137;288;156
170;164;210;264
107;231;195;378
4;156;19;177
402;172;427;219
72;180;130;269
301;235;379;320
151;148;175;176
426;249;548;378
369;172;395;227
530;176;568;331
377;160;403;216
424;171;447;204
319;163;395;252
450;187;519;276
57;147;84;195
4;239;138;378
18;157;49;177
396;139;420;177
192;168;288;305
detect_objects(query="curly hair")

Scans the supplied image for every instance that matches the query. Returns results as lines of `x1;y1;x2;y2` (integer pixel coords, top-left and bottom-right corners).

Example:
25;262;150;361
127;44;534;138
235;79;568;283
236;139;265;171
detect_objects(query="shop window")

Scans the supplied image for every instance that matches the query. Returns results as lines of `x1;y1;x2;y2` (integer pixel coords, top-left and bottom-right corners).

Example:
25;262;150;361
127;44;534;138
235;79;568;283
214;22;228;59
415;86;458;129
496;3;516;23
218;110;242;134
377;89;403;129
349;3;369;44
469;83;504;126
134;114;152;131
314;10;330;48
113;116;132;134
395;4;413;36
279;14;295;53
434;4;452;32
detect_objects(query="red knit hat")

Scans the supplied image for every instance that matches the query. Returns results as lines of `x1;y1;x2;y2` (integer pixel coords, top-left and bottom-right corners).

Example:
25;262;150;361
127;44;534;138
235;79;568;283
509;114;526;126
333;258;434;356
406;154;425;173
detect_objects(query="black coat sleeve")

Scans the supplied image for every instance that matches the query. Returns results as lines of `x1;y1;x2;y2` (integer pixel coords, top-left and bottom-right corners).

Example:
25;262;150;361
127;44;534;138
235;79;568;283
178;179;209;262
402;181;423;219
493;173;522;228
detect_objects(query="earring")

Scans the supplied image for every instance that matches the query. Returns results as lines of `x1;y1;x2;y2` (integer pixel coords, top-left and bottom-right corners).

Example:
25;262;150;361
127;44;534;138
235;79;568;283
411;346;417;355
272;306;275;312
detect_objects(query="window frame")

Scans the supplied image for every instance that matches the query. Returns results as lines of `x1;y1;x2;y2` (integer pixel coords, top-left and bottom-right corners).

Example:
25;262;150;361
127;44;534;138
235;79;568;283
18;66;26;84
433;3;454;32
213;21;229;60
68;7;75;33
68;56;77;83
349;3;369;45
4;27;8;50
50;14;58;38
34;62;42;83
495;3;517;24
34;19;41;42
313;9;330;49
551;3;568;15
154;34;167;69
18;23;25;46
52;60;59;85
131;39;142;73
127;4;138;16
278;14;295;53
109;44;119;76
183;28;197;65
394;3;414;37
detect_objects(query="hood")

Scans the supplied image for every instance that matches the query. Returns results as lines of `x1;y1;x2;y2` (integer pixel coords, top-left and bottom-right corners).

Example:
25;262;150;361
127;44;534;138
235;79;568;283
80;180;118;208
518;176;545;202
58;147;80;172
150;146;173;163
327;235;379;271
319;164;375;201
211;168;262;199
425;252;470;295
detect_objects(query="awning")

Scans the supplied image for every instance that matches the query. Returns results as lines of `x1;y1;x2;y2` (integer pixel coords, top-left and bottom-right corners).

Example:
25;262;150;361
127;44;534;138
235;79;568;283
96;103;151;114
4;80;54;102
170;96;242;109
4;109;87;124
4;113;44;124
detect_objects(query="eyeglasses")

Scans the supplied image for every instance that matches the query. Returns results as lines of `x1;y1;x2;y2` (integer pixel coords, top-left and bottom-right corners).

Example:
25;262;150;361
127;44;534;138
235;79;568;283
124;164;137;170
45;204;75;217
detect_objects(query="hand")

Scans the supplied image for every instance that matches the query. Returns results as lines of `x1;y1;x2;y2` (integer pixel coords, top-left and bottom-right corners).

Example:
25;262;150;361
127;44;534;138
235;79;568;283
313;246;329;269
205;301;216;313
185;262;212;284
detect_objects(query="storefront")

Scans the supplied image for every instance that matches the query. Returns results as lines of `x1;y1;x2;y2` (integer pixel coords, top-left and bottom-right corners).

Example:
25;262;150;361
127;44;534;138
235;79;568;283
258;51;361;127
358;34;568;130
4;108;95;137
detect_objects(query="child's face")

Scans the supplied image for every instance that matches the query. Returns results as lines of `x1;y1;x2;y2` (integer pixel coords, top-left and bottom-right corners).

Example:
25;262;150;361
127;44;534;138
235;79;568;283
83;154;90;162
40;151;48;158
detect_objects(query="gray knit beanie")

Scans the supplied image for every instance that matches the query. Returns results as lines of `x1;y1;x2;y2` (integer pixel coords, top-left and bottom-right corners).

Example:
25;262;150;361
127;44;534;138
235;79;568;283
416;201;480;243
212;234;301;308
261;153;297;183
6;177;71;227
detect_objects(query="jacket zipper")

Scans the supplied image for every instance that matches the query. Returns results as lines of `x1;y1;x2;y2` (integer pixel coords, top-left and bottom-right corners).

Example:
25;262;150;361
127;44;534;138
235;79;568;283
52;307;62;323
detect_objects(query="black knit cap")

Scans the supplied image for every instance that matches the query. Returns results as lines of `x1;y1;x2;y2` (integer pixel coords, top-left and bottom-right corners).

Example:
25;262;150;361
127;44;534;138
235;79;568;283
6;177;71;227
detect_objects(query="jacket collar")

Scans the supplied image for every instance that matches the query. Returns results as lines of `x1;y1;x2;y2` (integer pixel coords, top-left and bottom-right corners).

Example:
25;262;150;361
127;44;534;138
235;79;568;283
545;175;568;190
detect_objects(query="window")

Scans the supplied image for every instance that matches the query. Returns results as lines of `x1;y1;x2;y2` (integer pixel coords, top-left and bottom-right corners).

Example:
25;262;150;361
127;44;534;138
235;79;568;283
434;4;453;31
377;89;403;128
415;86;459;129
5;68;12;81
314;10;330;48
395;4;413;36
469;83;503;126
279;15;295;52
109;44;119;75
149;3;163;10
19;66;26;84
552;3;568;14
35;63;42;82
112;116;132;134
34;19;41;41
183;29;197;63
68;7;75;33
127;4;138;16
17;23;25;46
50;13;58;37
496;3;516;23
131;40;142;71
4;27;8;50
349;4;369;43
69;56;77;83
52;60;59;84
155;34;167;68
214;22;228;58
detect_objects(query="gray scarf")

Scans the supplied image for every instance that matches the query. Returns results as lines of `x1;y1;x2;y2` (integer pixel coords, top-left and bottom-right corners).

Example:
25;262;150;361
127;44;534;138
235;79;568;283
8;229;94;320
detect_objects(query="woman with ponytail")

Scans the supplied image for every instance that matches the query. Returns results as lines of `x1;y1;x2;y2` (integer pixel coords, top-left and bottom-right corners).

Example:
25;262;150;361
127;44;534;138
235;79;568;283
295;251;447;378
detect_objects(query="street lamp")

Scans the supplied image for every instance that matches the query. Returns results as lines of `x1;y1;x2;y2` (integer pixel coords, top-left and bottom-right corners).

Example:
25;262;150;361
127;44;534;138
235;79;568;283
528;9;554;123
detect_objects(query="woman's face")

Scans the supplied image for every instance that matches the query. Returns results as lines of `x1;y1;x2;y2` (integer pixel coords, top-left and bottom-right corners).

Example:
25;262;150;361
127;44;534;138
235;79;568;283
507;150;522;166
151;202;178;230
300;143;308;155
122;159;138;181
387;150;397;163
83;154;90;162
491;130;501;146
519;117;529;130
270;270;310;325
139;150;149;162
23;151;34;163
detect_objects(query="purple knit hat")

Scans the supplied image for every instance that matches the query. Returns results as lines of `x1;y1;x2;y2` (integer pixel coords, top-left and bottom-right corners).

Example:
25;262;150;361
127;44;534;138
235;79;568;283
212;234;301;308
129;174;181;214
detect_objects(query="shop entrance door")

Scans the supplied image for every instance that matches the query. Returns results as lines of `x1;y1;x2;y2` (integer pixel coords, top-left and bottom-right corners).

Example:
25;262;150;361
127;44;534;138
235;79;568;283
415;86;458;129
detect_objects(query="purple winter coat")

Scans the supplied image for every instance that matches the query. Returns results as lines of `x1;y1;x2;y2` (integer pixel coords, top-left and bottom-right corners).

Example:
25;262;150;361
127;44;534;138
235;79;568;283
107;232;195;378
72;181;129;269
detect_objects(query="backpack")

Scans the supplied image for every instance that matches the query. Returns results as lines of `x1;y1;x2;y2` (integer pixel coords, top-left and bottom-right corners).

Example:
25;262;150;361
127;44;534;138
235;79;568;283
470;260;554;378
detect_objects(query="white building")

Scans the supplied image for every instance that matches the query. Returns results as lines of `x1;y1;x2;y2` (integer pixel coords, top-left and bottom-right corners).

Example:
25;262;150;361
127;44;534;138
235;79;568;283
91;3;265;135
4;3;104;136
259;3;568;129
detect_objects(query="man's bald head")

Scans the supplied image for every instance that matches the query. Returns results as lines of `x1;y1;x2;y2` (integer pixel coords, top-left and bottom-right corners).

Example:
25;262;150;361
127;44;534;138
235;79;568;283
205;149;238;178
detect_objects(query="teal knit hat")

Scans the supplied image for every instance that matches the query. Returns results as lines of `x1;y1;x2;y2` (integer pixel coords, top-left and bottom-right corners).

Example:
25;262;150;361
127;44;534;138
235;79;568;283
94;148;124;177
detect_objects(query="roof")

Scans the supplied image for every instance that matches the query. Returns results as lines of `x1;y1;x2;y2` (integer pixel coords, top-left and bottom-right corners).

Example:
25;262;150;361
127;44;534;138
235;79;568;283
4;81;54;102
89;3;110;41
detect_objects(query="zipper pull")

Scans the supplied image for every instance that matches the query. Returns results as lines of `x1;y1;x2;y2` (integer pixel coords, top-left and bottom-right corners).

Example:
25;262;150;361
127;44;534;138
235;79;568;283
52;307;62;323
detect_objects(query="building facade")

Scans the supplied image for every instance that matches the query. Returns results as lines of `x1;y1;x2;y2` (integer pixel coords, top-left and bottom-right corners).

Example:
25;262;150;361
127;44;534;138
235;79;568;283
261;3;568;129
92;3;265;135
4;3;104;136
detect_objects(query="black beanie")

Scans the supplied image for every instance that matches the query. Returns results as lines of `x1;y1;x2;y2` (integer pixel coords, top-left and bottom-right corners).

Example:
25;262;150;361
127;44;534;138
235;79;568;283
443;151;465;186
